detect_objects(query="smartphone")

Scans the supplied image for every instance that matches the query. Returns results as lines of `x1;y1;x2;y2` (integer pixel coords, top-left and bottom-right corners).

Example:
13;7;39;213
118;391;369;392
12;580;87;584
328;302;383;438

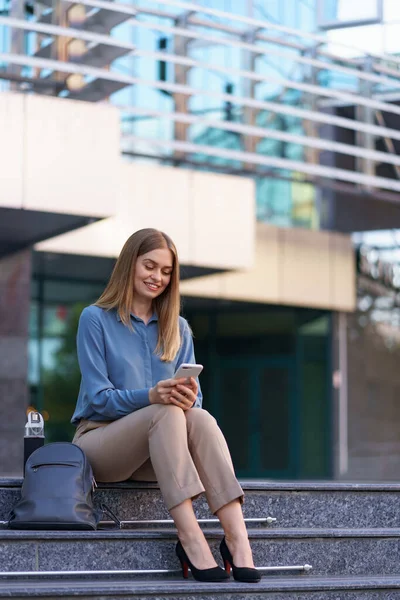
174;363;203;380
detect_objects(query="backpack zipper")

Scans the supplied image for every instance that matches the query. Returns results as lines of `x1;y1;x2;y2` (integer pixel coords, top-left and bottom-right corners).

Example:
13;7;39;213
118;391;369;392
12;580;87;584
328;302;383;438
31;462;79;472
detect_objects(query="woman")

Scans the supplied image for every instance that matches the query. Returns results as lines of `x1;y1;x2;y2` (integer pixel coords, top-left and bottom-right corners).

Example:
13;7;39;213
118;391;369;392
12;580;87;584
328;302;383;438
71;228;260;583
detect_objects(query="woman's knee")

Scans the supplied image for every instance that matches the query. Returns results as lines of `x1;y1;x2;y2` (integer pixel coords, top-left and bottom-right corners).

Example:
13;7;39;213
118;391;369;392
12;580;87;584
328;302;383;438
185;408;217;430
149;403;186;424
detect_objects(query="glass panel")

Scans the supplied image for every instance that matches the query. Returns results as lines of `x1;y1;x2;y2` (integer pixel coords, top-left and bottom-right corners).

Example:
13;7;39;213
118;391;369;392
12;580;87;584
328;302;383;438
259;367;290;471
319;0;382;27
41;303;84;443
28;339;40;385
43;305;70;337
298;315;331;478
218;366;249;471
301;362;328;477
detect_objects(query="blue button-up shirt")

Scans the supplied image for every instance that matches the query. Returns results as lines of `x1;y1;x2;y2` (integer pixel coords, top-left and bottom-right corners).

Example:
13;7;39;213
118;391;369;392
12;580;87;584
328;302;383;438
71;305;202;424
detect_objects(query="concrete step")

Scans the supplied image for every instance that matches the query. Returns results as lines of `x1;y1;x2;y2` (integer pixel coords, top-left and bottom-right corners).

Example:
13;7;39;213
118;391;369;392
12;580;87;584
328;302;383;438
0;528;399;578
1;575;400;598
2;480;400;529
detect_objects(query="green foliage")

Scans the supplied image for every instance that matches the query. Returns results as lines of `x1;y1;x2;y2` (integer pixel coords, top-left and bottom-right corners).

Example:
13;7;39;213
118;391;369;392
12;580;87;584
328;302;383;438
42;303;86;443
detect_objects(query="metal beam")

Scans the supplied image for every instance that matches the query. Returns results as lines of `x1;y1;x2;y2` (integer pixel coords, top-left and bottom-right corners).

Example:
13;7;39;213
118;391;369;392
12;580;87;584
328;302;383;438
151;0;400;69
120;106;400;169
124;136;400;193
3;51;400;146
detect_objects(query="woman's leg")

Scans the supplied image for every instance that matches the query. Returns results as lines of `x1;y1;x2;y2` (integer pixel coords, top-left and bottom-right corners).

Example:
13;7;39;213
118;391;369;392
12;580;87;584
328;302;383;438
185;408;244;513
216;501;255;568
170;499;217;569
75;404;217;569
75;405;203;500
185;409;254;568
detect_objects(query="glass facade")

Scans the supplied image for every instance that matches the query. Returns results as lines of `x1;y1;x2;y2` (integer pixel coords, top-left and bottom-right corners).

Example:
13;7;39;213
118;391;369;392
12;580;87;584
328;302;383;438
189;305;332;479
118;0;319;229
2;0;400;230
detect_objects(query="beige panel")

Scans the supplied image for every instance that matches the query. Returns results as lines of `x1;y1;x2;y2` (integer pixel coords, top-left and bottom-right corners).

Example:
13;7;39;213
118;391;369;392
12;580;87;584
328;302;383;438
181;225;356;312
180;223;280;302
280;227;332;308
179;273;224;297
119;163;192;263
23;95;120;217
191;171;255;270
36;163;255;272
0;93;24;208
220;224;280;303
330;233;356;311
36;217;122;257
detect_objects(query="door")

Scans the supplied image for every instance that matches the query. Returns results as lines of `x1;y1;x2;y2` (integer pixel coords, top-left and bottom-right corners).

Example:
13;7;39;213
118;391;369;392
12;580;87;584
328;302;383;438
214;356;298;478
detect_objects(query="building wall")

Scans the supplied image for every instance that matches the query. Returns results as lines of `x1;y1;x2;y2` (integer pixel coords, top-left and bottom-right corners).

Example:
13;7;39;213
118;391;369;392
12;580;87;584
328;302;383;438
344;312;400;480
0;250;31;476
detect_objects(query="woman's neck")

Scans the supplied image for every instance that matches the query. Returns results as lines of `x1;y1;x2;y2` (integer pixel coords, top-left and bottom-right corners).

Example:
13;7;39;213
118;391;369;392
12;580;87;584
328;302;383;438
130;298;153;324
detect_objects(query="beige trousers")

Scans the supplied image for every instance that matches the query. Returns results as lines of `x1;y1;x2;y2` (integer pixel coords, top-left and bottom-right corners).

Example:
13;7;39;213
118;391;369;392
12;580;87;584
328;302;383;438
72;404;243;514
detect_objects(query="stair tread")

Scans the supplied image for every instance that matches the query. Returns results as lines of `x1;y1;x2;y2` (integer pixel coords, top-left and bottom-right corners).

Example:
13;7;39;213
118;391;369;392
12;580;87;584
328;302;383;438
2;527;400;540
1;575;400;596
4;478;400;491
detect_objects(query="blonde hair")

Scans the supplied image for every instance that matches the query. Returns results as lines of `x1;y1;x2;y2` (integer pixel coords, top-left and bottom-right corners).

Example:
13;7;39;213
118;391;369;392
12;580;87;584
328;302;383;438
95;228;181;362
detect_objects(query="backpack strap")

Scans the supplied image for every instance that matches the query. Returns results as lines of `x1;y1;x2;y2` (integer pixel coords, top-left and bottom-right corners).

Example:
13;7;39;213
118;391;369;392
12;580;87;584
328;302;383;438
99;502;121;528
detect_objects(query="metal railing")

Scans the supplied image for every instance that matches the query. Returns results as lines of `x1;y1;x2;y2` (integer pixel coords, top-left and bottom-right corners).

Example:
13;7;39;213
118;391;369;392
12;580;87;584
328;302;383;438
1;0;400;198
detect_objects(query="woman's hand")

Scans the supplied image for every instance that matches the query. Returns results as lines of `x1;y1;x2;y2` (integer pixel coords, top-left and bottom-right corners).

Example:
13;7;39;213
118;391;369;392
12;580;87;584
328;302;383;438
181;377;198;400
149;378;195;410
170;377;198;410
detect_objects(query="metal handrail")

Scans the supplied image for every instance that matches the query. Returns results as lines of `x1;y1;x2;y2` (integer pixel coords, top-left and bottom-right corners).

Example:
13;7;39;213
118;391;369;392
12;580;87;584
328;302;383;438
0;564;313;577
3;14;400;119
152;0;400;68
0;516;277;528
100;516;277;527
120;106;400;168
123;136;400;193
2;51;400;145
130;49;400;117
2;6;399;90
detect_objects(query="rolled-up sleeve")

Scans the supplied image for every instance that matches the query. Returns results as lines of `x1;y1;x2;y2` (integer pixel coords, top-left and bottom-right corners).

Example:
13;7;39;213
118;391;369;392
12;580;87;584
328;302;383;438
176;319;203;408
77;308;150;419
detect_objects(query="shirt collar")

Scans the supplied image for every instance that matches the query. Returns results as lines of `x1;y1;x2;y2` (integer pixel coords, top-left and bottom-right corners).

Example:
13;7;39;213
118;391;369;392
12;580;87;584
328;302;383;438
115;309;158;324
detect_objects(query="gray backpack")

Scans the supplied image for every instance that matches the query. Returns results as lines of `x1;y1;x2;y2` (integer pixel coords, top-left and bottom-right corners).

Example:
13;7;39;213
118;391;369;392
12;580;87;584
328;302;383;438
8;442;99;530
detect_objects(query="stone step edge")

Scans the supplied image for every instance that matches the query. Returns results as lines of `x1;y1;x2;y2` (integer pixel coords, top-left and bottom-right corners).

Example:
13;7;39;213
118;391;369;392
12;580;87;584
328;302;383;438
2;527;400;540
3;478;400;492
1;575;400;597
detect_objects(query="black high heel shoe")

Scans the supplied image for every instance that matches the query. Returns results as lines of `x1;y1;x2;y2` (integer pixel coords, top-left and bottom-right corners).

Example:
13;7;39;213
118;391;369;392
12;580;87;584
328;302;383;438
220;537;261;583
176;540;229;582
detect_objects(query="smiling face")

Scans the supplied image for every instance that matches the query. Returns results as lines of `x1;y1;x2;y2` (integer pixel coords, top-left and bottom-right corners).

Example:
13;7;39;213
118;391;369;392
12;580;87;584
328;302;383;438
133;248;174;302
